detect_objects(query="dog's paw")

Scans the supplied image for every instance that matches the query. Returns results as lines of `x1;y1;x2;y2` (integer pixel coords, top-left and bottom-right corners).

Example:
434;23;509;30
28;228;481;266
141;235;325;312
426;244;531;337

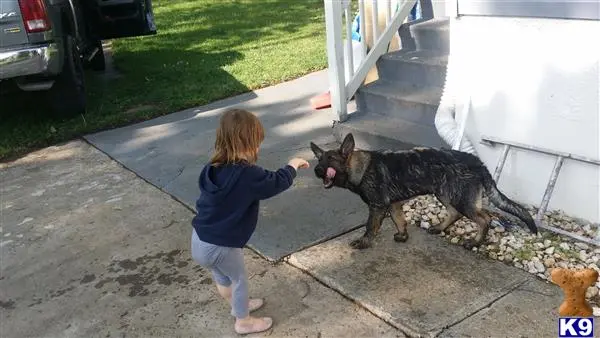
393;232;409;243
350;237;372;250
427;227;442;235
462;239;481;250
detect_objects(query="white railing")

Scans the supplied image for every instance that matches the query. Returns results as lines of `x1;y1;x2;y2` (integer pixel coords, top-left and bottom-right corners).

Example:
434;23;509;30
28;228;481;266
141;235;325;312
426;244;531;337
324;0;418;121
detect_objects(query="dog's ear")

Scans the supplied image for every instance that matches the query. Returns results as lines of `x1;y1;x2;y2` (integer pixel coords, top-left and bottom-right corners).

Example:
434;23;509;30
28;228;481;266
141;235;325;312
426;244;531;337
310;142;324;159
340;133;355;157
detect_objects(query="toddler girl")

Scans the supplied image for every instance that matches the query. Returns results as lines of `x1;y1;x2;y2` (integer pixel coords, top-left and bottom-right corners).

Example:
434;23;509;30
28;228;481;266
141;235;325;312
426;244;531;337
191;108;309;334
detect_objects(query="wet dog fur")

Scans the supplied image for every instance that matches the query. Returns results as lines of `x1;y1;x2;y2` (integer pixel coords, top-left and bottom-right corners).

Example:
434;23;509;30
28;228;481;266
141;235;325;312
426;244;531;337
310;133;538;250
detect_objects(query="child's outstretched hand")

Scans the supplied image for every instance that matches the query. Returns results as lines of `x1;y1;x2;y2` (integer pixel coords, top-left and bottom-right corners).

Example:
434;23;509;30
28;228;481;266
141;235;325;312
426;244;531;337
288;158;310;170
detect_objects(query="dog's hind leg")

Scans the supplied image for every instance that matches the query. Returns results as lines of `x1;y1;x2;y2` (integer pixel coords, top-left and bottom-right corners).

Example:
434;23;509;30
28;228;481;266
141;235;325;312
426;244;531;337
427;203;462;235
390;202;409;243
350;207;386;250
455;188;492;249
462;211;491;250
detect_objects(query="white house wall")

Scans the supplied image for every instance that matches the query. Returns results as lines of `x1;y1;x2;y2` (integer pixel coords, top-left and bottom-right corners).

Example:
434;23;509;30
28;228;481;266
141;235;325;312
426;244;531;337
449;16;600;223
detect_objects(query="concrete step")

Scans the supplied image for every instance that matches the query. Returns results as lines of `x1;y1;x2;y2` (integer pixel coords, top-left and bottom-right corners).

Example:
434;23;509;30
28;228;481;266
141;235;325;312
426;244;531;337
377;49;448;88
410;17;450;53
356;80;443;125
333;110;446;151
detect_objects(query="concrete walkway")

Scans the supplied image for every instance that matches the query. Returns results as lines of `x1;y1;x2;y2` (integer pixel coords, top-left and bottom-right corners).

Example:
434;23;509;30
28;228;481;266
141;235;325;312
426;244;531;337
1;71;587;337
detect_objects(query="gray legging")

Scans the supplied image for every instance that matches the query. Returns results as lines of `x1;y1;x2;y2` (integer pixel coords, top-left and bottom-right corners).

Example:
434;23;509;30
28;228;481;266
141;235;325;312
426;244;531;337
191;230;249;318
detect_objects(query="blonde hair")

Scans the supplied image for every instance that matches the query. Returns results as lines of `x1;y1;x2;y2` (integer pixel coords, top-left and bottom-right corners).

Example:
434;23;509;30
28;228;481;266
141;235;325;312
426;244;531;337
210;109;265;166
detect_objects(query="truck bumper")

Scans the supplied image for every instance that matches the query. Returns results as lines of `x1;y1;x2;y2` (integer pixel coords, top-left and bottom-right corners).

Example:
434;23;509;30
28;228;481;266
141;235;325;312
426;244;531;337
0;43;60;80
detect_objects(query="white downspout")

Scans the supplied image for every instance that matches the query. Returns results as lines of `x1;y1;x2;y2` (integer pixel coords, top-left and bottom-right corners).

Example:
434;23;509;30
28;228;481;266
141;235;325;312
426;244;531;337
451;94;471;151
434;24;477;155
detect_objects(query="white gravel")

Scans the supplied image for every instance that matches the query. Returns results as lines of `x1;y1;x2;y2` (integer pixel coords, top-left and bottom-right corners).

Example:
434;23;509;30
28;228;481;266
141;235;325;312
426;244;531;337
404;195;600;304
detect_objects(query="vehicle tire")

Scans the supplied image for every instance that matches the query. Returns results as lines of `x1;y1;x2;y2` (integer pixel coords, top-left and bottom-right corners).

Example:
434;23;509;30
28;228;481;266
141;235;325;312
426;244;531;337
48;34;87;118
89;41;106;71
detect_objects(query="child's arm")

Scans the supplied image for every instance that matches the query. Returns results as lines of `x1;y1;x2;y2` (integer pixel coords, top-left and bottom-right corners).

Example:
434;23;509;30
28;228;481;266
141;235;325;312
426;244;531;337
248;158;309;200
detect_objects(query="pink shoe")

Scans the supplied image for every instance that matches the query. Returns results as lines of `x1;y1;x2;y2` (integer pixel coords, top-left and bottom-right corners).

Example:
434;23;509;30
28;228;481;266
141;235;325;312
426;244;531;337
234;317;273;335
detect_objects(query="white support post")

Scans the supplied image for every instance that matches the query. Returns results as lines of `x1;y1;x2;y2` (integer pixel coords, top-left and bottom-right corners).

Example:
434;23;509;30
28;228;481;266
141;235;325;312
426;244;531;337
344;3;354;78
386;0;391;25
324;0;348;121
371;0;379;43
358;0;367;58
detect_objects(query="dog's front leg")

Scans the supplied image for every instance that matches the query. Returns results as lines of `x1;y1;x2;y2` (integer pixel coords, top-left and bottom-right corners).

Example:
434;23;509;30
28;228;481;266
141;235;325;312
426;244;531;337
390;201;409;242
350;207;386;250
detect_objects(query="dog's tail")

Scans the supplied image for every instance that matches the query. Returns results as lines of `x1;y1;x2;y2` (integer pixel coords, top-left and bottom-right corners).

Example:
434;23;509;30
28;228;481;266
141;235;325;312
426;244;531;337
482;171;538;234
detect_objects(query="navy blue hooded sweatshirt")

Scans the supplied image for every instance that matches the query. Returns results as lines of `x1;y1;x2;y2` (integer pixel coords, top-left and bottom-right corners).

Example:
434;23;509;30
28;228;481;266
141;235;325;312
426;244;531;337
192;162;297;248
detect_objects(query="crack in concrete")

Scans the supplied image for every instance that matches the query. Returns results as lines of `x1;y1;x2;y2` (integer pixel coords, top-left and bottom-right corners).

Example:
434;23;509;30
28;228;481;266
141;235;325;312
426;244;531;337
516;286;556;297
432;278;530;337
160;165;186;189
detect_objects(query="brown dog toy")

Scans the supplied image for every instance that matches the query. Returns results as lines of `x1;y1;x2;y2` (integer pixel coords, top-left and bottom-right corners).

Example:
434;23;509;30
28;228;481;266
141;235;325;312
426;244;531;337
551;267;599;317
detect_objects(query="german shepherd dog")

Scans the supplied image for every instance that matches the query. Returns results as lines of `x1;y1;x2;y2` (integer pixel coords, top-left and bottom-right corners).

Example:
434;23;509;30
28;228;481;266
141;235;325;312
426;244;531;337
310;133;538;250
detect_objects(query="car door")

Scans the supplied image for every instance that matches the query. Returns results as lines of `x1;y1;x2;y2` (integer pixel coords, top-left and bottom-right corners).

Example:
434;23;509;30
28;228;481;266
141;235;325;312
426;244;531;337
91;0;156;40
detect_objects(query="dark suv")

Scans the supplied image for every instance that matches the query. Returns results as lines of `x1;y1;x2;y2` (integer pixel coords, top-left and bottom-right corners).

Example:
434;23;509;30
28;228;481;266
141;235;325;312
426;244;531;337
0;0;156;116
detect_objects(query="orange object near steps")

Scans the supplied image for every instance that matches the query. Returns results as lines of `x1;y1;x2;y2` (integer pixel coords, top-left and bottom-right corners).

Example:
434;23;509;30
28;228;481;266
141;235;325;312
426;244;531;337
310;91;331;110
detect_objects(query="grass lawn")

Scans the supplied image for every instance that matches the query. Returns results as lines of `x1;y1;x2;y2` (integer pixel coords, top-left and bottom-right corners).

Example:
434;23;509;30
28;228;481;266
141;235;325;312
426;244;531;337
0;0;327;161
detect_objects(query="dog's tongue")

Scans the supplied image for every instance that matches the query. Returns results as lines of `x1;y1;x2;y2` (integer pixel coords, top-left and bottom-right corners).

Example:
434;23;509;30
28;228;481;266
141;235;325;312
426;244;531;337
326;167;336;179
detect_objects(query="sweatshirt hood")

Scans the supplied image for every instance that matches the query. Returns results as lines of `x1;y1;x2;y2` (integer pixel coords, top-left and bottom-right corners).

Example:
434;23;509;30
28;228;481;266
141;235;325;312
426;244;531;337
199;164;245;203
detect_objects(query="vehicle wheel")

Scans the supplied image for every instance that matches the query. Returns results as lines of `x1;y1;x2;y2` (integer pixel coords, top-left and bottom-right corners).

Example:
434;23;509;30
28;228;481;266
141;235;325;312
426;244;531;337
89;41;106;71
48;34;86;118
